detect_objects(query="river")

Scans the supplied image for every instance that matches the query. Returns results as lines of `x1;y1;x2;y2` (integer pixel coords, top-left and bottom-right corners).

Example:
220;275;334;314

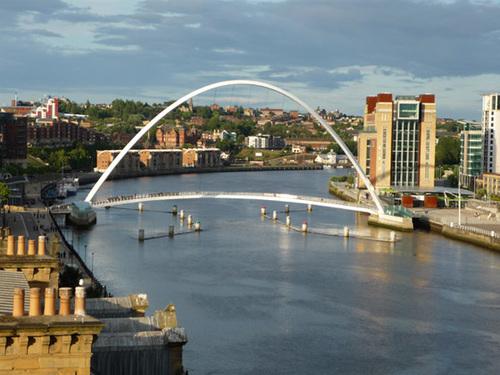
68;169;500;374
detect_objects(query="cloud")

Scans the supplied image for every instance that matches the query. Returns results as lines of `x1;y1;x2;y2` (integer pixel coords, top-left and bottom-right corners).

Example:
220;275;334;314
1;0;500;119
0;0;70;13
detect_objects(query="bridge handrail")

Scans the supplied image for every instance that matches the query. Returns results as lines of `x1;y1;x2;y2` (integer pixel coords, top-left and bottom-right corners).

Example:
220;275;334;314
89;190;375;212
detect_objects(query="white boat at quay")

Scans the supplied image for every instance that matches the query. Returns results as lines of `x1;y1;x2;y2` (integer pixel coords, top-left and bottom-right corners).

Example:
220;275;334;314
57;177;79;199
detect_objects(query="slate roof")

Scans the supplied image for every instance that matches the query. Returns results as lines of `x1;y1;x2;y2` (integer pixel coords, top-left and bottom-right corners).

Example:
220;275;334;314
0;270;30;316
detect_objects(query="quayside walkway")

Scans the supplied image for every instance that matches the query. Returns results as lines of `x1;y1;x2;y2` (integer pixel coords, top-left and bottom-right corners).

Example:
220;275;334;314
66;191;377;214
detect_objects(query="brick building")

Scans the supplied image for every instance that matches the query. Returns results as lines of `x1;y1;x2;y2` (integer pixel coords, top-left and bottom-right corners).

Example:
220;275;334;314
182;148;221;168
96;150;141;173
139;150;182;171
357;93;436;188
27;119;105;147
0;113;28;168
155;126;199;148
97;149;221;172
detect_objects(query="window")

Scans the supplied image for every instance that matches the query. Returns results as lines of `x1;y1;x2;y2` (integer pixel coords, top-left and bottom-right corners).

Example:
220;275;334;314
398;103;419;119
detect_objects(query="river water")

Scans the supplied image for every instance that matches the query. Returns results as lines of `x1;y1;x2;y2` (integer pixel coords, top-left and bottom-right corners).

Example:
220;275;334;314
68;169;500;374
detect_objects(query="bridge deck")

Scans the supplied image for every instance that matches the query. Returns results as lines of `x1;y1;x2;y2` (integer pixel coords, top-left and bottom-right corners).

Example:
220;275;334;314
80;191;377;214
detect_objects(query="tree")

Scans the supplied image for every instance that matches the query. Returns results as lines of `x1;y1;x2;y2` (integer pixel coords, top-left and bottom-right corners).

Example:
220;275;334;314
59;265;83;289
49;150;70;171
216;138;238;153
85;105;99;120
0;183;11;204
447;171;458;187
0;182;11;227
436;136;460;166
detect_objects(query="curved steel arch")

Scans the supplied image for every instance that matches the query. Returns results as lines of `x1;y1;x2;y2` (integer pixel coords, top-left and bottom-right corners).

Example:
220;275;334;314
85;80;384;214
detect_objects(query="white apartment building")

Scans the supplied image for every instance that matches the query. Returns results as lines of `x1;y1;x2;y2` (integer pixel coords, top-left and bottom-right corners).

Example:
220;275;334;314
29;97;59;119
482;93;500;174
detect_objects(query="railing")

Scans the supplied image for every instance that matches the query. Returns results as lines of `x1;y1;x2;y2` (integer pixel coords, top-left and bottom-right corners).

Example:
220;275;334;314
443;220;500;239
50;203;72;213
88;191;376;213
47;209;109;296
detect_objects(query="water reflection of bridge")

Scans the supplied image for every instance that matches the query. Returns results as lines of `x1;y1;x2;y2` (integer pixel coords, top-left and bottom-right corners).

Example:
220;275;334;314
86;191;377;214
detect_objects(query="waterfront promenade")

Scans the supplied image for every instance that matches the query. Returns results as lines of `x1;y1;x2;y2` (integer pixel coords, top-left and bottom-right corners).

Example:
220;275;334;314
330;181;500;250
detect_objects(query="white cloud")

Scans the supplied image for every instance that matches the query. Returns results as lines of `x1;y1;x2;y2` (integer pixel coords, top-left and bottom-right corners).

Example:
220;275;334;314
1;0;499;119
64;0;138;15
213;48;246;54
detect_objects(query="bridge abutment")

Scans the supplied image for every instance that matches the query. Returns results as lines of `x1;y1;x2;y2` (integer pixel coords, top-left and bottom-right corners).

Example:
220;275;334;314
368;213;414;231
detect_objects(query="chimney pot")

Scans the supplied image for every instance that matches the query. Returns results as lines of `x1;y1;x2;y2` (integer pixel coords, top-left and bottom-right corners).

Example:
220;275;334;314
44;288;56;316
28;239;36;255
38;236;46;255
29;288;42;316
17;235;25;255
7;235;15;255
13;288;25;317
74;286;86;316
59;287;73;315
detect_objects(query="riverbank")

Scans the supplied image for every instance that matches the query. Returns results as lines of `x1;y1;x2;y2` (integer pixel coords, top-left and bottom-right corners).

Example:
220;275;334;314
329;181;500;252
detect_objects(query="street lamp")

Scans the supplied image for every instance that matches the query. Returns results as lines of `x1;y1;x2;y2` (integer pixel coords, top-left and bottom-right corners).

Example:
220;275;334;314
457;120;467;226
91;252;95;273
458;164;461;225
84;245;87;264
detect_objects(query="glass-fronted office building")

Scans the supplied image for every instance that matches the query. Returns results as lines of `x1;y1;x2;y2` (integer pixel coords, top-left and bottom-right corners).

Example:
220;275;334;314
358;93;436;189
460;121;482;191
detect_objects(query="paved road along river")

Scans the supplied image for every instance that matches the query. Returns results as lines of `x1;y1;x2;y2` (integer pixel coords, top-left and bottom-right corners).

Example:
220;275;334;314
66;169;500;375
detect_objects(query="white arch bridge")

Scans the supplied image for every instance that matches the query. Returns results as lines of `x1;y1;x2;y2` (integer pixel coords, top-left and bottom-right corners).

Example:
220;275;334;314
84;79;385;215
86;191;377;214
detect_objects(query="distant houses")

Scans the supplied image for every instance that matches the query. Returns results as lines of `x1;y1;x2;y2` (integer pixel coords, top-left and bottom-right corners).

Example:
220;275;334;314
314;151;351;167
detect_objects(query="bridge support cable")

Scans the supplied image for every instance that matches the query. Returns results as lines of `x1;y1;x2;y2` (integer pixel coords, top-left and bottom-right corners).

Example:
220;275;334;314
84;80;384;214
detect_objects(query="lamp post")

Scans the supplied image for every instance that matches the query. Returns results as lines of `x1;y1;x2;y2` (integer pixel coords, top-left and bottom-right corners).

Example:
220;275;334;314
458;163;461;225
84;245;87;264
91;252;95;273
458;120;466;226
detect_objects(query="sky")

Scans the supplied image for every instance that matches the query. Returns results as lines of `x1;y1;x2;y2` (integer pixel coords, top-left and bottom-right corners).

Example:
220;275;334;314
1;0;500;120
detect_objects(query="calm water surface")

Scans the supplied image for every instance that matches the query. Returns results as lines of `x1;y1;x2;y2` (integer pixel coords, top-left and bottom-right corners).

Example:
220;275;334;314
69;169;500;374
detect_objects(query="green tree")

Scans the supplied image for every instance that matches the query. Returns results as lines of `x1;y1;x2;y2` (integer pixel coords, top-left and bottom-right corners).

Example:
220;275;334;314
207;116;220;130
0;182;11;227
127;114;143;127
59;265;83;289
447;171;458;187
49;150;70;171
436;136;460;166
112;99;125;118
85;105;99;120
0;183;11;203
216;138;238;153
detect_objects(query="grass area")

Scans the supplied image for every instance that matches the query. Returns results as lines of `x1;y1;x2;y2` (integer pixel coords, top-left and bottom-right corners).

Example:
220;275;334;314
27;155;48;167
234;148;318;166
235;148;285;161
